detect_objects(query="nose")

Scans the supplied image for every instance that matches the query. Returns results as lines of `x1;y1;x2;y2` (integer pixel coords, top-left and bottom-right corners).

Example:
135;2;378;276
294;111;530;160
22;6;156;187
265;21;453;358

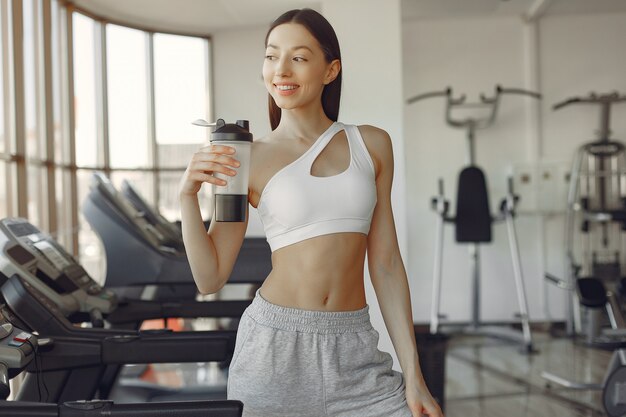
275;57;291;77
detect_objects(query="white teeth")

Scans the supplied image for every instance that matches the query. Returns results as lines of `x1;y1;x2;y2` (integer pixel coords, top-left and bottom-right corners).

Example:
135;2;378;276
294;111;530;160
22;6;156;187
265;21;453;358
276;85;297;90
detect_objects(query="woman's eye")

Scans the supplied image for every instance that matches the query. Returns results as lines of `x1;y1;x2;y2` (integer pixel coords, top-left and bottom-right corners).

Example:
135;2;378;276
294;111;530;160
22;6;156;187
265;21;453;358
265;55;276;60
293;57;307;62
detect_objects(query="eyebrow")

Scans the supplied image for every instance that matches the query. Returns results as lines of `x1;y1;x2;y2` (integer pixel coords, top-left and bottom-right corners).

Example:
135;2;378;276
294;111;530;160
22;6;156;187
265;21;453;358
266;44;313;53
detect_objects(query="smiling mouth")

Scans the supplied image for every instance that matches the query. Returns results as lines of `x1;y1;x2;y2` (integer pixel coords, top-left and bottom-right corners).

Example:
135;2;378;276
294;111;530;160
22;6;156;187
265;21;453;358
274;84;299;91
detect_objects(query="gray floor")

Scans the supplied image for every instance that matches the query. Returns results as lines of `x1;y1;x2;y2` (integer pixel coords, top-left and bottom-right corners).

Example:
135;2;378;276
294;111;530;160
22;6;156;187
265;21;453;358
132;326;612;416
445;331;609;417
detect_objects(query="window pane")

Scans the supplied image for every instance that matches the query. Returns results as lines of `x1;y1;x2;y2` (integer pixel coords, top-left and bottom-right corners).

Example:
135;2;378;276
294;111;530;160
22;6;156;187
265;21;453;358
107;24;148;168
154;33;208;147
73;12;98;167
23;0;39;160
27;165;43;226
77;169;105;285
55;167;71;250
24;0;44;226
52;0;64;164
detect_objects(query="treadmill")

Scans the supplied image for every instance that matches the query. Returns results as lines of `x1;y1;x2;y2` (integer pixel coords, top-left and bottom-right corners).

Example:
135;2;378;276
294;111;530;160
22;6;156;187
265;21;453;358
0;289;243;416
0;217;245;401
0;270;238;403
0;217;251;328
82;172;271;301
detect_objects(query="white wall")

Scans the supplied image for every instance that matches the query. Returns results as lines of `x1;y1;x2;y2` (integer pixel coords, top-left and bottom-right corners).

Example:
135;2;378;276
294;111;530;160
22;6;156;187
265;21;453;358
403;11;626;325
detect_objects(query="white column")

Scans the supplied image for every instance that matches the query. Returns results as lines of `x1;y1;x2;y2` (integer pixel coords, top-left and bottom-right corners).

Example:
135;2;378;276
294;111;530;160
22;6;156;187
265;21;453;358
322;0;408;371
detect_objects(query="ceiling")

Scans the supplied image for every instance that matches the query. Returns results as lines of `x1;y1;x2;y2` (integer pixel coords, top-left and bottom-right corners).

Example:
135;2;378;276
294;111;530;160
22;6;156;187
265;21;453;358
70;0;626;36
70;0;322;36
402;0;626;21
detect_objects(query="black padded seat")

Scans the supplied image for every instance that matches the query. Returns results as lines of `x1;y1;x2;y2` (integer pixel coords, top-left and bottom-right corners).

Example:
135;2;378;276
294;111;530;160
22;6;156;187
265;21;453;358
577;277;608;308
455;166;492;243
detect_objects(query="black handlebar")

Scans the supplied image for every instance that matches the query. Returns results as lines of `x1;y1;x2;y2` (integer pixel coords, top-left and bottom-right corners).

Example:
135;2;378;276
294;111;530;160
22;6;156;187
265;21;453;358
407;85;541;105
553;91;626;111
406;85;541;130
0;400;244;416
406;88;451;104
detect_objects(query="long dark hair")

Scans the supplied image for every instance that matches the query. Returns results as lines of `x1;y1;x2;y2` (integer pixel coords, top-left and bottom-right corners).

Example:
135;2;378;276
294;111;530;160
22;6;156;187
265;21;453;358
265;9;342;130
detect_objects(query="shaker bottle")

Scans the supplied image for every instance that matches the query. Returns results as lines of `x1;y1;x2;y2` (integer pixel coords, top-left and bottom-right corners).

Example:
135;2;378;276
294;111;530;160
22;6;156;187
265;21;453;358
209;119;252;222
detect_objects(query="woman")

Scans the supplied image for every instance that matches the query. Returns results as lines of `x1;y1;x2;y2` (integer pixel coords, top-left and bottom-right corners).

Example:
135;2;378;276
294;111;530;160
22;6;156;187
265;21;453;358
179;8;442;417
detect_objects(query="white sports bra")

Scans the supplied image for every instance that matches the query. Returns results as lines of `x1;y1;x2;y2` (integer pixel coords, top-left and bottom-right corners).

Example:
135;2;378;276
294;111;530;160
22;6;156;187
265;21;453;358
257;122;378;252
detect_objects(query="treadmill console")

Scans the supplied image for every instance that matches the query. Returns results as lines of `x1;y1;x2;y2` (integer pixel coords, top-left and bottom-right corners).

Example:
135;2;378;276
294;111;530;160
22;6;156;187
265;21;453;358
0;303;37;380
0;218;117;316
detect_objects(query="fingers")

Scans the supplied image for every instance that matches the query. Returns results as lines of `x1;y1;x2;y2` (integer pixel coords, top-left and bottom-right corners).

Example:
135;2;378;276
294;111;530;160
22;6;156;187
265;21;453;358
193;161;238;177
188;171;226;186
198;144;237;157
408;401;443;417
189;145;241;186
424;402;443;417
193;151;240;168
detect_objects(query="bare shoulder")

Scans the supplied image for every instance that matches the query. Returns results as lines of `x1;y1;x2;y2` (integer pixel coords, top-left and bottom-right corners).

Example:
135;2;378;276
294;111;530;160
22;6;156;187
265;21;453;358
248;132;283;208
250;132;276;157
356;125;393;178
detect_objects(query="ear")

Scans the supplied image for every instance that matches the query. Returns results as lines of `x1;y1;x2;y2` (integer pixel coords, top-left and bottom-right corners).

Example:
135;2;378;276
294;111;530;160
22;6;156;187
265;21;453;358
323;59;341;85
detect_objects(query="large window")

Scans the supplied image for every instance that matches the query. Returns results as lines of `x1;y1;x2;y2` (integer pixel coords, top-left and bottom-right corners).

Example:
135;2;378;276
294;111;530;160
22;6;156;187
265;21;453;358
0;0;213;284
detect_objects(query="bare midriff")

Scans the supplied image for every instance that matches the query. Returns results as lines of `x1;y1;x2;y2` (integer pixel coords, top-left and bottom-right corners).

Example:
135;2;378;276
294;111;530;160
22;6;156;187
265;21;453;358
259;232;368;312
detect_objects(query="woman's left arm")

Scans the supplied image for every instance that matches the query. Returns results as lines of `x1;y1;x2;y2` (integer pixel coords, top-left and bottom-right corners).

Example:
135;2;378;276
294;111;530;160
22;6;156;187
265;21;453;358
361;126;443;417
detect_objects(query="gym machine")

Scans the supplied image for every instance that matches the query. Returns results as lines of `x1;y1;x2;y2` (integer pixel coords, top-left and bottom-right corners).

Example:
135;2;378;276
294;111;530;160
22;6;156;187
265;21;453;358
0;217;244;401
82;172;271;301
0;287;243;416
0;269;236;403
0;217;251;328
407;85;540;353
544;92;626;345
541;92;626;416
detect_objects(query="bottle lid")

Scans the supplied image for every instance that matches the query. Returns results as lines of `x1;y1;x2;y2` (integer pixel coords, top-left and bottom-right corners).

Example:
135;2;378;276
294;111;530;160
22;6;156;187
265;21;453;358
210;119;253;142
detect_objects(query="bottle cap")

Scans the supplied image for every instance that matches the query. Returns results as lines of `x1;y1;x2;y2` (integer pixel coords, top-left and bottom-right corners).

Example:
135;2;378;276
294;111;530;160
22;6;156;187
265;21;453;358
210;119;253;142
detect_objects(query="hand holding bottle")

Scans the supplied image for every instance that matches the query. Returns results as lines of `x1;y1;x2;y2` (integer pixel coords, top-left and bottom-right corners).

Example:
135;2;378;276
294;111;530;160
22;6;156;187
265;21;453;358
179;144;240;197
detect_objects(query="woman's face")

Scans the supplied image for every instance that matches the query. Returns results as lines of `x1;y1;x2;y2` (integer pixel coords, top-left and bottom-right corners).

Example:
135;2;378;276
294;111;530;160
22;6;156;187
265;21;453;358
263;23;339;113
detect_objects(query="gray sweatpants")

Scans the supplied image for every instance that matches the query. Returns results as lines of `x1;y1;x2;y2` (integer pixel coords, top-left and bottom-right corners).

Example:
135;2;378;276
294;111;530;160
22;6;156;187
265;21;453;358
227;289;413;417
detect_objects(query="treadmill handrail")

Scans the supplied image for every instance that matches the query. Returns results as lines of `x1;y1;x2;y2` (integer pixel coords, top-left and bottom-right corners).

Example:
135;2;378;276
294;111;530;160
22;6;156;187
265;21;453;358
0;399;244;416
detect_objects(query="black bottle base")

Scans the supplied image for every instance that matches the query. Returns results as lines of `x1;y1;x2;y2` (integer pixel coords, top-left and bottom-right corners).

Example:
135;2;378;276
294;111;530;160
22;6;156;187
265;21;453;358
215;194;247;222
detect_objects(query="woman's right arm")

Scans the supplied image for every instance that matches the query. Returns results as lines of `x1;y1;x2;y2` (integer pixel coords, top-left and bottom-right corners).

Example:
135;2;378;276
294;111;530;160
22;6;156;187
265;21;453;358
179;144;248;294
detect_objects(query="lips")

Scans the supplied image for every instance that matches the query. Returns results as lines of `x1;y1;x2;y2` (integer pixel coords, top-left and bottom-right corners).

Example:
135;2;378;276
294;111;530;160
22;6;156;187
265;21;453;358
274;83;299;96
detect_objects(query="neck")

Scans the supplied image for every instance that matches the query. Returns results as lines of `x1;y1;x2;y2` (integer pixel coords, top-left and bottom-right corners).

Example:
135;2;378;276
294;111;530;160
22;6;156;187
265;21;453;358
275;104;334;143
